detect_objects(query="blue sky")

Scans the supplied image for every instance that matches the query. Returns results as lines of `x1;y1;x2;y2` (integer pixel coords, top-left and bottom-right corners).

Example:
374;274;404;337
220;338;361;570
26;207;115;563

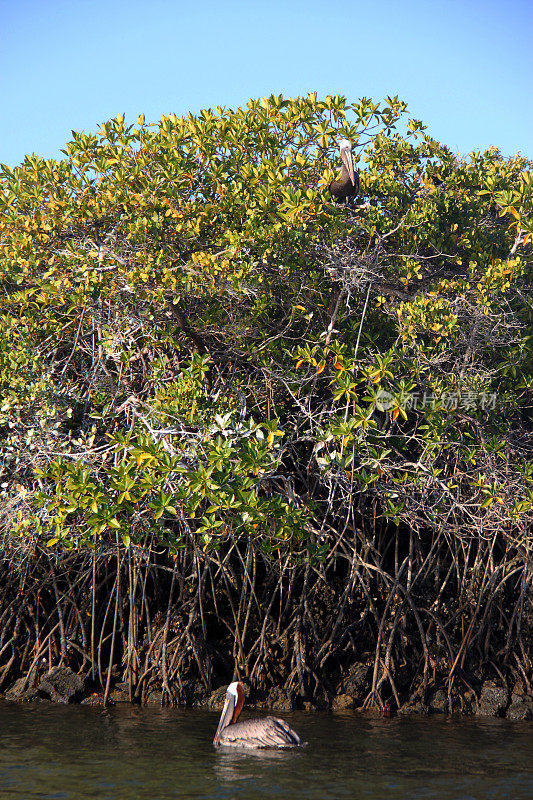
1;0;532;166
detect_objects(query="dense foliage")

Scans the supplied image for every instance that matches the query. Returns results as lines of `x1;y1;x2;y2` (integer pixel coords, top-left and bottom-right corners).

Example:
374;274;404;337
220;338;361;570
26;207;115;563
1;94;532;707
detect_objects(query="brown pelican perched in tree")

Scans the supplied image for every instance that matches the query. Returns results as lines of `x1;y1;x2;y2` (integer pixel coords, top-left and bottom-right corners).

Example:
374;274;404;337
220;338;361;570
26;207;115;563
213;682;303;749
329;139;359;204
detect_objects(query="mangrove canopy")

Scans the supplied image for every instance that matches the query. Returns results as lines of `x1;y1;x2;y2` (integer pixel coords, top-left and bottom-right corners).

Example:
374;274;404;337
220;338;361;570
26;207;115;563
0;94;532;709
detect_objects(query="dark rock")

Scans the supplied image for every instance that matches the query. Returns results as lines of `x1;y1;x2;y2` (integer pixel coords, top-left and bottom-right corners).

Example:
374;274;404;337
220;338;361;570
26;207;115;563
506;693;533;721
254;685;294;711
475;681;509;717
427;689;449;714
187;687;209;707
331;693;354;711
207;685;228;710
81;693;106;706
38;666;90;704
107;682;130;703
341;663;370;701
5;677;39;703
145;689;163;706
4;677;26;701
271;694;293;711
357;703;386;716
398;697;429;715
457;688;477;715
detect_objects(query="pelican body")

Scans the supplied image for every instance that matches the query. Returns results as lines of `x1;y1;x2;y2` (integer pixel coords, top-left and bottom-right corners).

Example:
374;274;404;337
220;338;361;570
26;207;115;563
329;139;359;204
213;682;302;749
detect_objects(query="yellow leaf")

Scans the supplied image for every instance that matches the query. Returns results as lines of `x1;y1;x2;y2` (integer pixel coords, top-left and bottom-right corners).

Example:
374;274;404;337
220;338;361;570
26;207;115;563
267;432;275;447
316;361;325;375
509;206;520;220
295;359;304;369
46;537;59;547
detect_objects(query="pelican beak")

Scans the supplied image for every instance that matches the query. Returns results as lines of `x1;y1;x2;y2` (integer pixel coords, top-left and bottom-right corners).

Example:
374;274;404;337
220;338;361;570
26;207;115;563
213;691;235;746
341;148;356;187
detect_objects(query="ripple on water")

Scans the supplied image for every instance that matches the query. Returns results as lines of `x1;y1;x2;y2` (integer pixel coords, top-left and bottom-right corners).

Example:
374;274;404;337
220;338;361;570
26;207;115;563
0;703;531;799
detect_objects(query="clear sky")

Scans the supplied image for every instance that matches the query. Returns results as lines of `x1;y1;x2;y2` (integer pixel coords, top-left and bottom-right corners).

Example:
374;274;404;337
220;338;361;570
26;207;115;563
1;0;532;167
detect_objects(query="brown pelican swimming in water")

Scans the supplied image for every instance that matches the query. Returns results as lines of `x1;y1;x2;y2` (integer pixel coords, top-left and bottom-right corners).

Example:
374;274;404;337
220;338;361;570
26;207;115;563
213;682;303;749
329;139;359;204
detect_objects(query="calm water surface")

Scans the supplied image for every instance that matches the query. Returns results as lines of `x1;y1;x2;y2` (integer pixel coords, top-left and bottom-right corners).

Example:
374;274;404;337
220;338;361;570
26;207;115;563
0;701;532;799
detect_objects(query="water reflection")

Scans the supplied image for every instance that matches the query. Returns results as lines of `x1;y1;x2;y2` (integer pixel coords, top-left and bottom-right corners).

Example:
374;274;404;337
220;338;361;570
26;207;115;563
213;745;303;784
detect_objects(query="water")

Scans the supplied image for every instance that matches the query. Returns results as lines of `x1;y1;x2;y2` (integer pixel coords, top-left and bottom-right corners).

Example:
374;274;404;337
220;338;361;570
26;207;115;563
0;702;532;799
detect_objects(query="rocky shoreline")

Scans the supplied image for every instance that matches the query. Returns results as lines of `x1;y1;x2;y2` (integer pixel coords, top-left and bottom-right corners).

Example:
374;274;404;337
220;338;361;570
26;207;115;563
3;666;531;720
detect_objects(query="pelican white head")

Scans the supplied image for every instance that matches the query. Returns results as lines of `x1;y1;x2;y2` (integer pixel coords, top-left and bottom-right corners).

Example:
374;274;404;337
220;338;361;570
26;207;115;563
338;139;355;187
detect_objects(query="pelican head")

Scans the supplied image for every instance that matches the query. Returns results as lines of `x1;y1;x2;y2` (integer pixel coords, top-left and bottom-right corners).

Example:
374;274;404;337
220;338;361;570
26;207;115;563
339;139;356;187
213;681;244;746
